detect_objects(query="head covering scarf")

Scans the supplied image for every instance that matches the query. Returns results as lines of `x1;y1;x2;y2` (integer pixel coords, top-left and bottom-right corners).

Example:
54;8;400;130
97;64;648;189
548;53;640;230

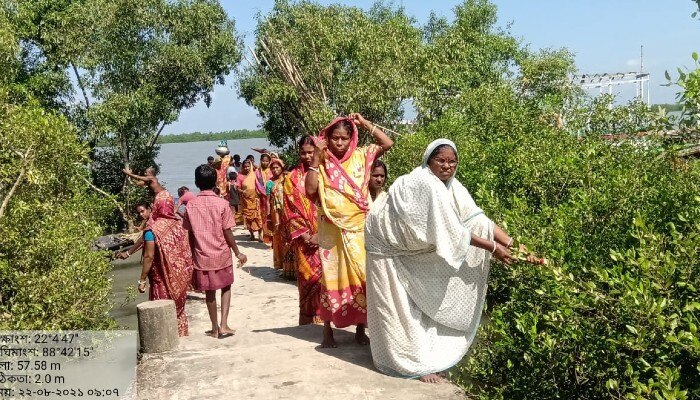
270;157;285;170
146;191;179;230
421;138;459;184
316;117;373;213
318;117;359;163
368;138;481;269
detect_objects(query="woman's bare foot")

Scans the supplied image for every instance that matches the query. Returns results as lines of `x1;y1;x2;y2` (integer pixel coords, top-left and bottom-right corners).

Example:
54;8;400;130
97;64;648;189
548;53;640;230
205;328;219;338
419;373;444;383
218;325;235;339
355;325;370;345
321;323;337;348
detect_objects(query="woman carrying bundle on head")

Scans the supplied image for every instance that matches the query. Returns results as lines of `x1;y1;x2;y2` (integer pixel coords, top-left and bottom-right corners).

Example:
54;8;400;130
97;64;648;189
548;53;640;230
305;113;394;347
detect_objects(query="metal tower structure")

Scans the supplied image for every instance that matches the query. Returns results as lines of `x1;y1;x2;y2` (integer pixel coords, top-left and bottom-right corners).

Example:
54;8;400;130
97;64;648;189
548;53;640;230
572;46;651;104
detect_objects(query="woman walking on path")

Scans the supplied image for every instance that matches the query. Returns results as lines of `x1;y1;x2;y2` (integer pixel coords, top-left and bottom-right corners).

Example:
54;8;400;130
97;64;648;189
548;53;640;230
237;159;264;241
284;136;322;324
227;171;241;224
266;158;291;276
305;113;394;347
137;191;194;336
365;139;533;383
256;153;274;244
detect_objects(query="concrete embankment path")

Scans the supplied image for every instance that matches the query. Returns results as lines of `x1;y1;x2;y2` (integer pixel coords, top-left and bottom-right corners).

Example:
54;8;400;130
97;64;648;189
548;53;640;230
136;226;465;400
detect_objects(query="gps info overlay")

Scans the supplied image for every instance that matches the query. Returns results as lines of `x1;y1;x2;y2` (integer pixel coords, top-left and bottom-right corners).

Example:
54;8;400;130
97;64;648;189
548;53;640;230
0;331;136;399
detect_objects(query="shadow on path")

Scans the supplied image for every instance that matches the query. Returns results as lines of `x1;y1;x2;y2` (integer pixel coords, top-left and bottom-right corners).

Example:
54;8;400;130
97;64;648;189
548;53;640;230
252;324;376;372
235;237;270;251
242;265;297;286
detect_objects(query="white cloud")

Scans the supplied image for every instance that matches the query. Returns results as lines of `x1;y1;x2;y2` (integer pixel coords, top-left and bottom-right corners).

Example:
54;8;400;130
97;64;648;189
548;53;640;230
626;58;640;67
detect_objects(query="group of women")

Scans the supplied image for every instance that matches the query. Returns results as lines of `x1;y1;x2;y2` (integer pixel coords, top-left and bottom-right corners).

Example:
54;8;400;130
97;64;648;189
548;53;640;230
124;111;534;383
268;112;534;384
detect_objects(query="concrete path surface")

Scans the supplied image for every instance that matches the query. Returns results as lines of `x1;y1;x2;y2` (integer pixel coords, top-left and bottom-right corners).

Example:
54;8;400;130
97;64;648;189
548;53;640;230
136;227;465;400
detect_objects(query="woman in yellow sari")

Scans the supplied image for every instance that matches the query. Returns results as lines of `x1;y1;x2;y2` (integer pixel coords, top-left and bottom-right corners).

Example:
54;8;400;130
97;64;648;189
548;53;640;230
305;113;394;348
236;159;263;241
266;158;293;278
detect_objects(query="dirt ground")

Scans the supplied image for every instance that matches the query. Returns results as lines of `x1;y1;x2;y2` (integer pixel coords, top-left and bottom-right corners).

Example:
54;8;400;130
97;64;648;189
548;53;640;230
136;226;465;400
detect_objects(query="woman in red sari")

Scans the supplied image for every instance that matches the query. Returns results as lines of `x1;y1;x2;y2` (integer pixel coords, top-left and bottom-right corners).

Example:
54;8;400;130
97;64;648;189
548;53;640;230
137;191;195;336
284;135;323;325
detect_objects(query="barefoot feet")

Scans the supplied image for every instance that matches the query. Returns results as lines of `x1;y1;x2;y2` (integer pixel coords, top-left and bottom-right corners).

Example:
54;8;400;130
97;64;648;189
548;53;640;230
219;325;236;339
419;373;444;384
321;323;337;348
355;325;370;345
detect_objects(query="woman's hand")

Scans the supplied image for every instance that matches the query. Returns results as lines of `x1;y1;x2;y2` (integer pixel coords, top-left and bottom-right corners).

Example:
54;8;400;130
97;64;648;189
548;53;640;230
311;139;326;166
137;281;147;293
308;234;319;246
349;113;371;130
301;233;319;246
492;243;514;266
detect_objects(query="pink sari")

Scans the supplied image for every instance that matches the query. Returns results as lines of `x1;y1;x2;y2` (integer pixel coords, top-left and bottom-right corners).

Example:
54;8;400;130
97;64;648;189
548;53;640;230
146;191;194;336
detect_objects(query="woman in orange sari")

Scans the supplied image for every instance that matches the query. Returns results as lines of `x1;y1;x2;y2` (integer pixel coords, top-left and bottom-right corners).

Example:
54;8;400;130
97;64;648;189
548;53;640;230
305;113;394;347
217;155;232;198
237;159;263;241
137;191;195;336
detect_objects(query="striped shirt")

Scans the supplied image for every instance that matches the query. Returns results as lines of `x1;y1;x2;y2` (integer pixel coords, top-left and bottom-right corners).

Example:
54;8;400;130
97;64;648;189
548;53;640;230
183;190;235;271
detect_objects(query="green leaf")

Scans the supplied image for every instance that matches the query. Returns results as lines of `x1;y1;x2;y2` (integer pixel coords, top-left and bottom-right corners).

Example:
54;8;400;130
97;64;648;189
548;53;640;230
626;325;638;335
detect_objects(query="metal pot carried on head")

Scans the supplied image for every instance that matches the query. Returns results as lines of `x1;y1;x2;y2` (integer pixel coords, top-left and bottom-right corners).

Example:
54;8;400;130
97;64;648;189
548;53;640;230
215;140;230;156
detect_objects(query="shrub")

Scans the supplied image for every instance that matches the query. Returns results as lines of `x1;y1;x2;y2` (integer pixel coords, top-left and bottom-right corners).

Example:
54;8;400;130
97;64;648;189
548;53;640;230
0;93;115;330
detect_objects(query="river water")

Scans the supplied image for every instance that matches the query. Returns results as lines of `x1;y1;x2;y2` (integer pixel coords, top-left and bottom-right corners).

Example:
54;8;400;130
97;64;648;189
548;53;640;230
109;138;274;330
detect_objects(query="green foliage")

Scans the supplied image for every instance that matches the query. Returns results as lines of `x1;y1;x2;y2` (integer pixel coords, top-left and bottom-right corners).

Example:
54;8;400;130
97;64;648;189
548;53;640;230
8;0;242;224
668;56;700;132
414;0;519;120
565;94;666;137
0;91;115;329
156;129;267;144
239;0;424;147
654;103;684;113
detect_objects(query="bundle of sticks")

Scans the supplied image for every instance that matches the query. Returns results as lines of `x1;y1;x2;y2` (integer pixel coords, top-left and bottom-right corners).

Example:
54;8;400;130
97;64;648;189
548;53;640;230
245;21;406;139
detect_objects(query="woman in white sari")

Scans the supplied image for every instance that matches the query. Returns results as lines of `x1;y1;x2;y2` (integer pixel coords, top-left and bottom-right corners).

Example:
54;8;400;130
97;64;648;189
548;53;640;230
365;139;516;383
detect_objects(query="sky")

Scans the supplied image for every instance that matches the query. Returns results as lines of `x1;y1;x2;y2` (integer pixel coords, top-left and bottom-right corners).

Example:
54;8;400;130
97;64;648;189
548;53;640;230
163;0;700;134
